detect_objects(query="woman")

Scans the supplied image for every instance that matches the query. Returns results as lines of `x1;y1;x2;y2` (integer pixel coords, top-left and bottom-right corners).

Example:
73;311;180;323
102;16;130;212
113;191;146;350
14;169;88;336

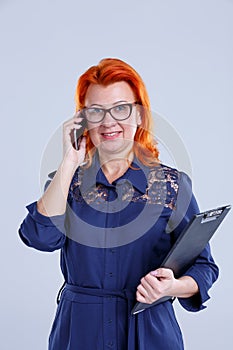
19;58;219;349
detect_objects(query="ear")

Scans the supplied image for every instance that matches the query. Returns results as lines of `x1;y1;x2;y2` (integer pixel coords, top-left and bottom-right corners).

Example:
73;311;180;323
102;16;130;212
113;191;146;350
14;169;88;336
136;104;142;125
137;114;142;126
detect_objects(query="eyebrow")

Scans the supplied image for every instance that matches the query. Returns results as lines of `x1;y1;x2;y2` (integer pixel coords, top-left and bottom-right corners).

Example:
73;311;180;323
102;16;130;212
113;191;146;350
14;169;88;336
88;100;128;108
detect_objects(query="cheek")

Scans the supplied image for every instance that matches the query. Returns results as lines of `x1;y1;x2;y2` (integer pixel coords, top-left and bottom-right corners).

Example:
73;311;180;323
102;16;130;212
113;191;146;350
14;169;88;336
122;121;138;139
88;126;100;146
127;128;137;140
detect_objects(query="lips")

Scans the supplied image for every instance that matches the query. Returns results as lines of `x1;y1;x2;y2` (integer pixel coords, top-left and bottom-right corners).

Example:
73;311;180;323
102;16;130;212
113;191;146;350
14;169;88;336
101;131;122;139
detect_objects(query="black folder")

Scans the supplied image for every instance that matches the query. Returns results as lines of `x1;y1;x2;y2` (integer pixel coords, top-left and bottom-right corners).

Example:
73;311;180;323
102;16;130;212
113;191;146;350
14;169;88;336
131;204;231;315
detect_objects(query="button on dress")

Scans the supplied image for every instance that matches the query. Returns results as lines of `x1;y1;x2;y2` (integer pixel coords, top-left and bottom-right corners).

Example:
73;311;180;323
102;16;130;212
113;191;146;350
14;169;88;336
19;156;219;349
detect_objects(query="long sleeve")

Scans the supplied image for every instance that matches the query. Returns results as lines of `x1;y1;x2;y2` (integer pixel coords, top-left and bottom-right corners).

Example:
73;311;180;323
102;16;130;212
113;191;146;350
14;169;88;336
167;172;219;312
19;201;66;252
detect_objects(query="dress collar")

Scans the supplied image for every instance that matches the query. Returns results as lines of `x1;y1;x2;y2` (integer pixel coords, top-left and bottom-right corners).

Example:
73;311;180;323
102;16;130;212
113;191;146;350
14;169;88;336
80;153;149;194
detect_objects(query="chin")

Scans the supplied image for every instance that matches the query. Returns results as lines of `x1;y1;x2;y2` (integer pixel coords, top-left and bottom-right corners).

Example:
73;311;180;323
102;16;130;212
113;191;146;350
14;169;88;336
98;139;134;157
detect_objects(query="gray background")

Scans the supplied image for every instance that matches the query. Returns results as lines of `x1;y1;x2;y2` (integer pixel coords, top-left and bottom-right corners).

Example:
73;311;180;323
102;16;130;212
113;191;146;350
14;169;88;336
0;0;232;349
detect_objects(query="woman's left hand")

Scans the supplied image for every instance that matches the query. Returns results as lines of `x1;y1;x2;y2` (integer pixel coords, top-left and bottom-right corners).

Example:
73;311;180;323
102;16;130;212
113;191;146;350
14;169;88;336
136;268;176;304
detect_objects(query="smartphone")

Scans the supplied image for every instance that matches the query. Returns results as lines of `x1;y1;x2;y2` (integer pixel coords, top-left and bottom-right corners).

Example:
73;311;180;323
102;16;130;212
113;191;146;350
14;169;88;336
71;116;87;150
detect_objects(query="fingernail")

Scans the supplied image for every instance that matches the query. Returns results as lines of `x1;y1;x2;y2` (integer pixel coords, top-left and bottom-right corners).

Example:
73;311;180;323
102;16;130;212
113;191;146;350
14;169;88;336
150;271;158;276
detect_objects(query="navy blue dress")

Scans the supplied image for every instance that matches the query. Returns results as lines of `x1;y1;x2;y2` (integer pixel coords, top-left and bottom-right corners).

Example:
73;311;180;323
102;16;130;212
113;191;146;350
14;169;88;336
19;156;219;350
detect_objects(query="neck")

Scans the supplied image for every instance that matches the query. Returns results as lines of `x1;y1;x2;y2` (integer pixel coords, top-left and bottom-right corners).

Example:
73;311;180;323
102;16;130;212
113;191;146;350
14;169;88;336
99;152;134;183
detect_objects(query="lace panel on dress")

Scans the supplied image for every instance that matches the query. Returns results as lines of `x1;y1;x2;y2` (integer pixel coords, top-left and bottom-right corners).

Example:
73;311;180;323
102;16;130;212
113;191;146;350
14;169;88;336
69;165;180;210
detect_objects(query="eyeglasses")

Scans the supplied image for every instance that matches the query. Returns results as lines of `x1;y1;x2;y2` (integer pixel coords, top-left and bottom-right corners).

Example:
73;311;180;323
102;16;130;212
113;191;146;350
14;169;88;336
82;102;137;123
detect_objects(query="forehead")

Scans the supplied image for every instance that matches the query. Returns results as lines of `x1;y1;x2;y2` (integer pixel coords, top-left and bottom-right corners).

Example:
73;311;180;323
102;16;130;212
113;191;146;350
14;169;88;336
85;81;135;106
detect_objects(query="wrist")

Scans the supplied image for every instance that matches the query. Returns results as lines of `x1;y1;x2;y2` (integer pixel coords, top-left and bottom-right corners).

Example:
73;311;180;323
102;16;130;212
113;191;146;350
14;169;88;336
172;276;199;298
61;157;80;174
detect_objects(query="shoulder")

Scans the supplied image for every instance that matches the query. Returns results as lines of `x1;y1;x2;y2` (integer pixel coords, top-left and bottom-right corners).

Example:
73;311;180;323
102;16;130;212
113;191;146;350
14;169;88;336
145;163;192;209
147;163;191;184
146;163;180;183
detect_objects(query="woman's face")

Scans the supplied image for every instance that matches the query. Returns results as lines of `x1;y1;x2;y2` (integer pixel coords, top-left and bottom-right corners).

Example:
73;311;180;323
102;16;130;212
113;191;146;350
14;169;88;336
84;81;141;158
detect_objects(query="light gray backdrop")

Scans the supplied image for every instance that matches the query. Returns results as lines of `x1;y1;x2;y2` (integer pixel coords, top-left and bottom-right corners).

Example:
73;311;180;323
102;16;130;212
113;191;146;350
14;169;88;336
0;0;232;349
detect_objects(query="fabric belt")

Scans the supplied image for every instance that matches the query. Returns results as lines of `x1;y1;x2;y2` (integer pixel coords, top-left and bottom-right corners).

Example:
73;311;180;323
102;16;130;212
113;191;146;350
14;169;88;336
65;283;135;301
56;283;174;349
58;283;139;349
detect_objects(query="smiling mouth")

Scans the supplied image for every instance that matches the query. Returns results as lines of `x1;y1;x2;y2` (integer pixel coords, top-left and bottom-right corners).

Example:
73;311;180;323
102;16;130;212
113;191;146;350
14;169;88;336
101;131;122;138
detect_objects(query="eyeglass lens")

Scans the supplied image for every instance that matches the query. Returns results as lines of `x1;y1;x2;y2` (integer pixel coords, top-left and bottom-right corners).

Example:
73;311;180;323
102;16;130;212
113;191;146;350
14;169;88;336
84;103;133;123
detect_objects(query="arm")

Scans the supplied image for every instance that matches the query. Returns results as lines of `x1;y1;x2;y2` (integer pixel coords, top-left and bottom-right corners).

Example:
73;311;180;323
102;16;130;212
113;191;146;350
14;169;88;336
18;113;86;251
37;114;86;216
137;172;219;310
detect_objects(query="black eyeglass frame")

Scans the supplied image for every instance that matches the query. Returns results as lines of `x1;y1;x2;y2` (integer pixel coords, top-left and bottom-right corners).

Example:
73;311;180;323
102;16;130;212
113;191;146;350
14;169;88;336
81;102;138;124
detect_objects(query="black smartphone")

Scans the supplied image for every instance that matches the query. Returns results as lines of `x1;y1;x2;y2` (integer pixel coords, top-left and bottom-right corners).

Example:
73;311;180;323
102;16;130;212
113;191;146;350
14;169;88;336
71;116;87;150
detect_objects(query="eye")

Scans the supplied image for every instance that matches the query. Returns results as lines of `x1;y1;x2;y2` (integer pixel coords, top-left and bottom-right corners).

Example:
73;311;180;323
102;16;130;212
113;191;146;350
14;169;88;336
113;104;128;113
88;107;103;115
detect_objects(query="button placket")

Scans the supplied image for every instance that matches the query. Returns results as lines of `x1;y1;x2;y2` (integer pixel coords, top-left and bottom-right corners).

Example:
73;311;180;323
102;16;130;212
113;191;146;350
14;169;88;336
103;249;118;348
103;189;118;349
103;296;116;349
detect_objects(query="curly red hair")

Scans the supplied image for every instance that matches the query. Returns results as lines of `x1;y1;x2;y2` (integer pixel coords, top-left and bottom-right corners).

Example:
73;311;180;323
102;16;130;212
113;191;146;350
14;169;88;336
75;58;160;166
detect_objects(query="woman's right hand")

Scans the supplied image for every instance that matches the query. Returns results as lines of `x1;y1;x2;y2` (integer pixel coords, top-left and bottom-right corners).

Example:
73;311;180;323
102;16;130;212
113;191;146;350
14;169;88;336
62;112;86;167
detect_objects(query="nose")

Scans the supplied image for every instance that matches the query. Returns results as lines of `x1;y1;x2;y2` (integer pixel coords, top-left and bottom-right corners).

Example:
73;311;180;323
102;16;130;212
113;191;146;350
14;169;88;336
101;111;117;126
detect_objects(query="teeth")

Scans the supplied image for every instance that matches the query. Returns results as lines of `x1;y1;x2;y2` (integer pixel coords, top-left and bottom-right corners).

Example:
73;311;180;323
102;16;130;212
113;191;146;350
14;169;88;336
103;132;119;136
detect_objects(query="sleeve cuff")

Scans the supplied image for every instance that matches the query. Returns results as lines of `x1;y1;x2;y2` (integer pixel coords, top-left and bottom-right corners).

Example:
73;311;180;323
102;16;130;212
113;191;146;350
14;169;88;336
19;201;66;251
178;269;211;312
26;201;66;229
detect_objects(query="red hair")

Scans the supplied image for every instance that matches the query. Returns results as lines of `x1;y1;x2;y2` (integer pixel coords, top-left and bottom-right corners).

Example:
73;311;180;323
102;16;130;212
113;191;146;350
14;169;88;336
75;58;160;166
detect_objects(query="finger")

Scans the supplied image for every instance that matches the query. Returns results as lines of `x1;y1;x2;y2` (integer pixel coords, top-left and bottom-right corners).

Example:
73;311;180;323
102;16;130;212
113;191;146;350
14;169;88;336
63;112;84;127
137;282;149;298
63;114;79;126
136;286;156;304
73;109;83;118
78;136;86;151
136;290;147;303
63;122;84;142
71;123;85;130
143;274;162;293
64;119;84;130
150;268;173;279
73;114;85;123
73;135;86;155
140;276;155;293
